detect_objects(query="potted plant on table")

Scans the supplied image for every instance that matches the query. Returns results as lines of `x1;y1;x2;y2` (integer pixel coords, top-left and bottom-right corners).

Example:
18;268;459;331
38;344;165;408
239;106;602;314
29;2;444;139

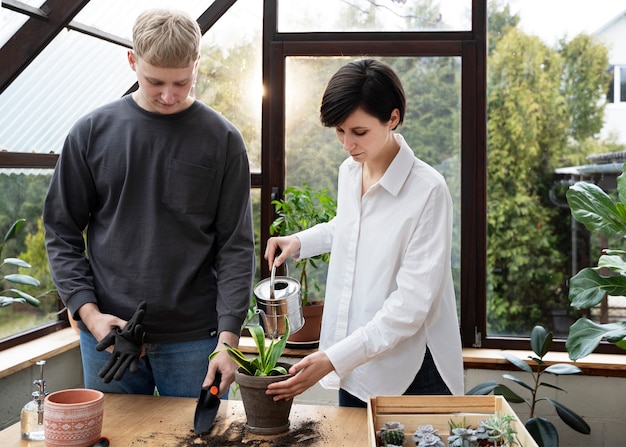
210;317;293;434
270;183;337;346
565;171;626;359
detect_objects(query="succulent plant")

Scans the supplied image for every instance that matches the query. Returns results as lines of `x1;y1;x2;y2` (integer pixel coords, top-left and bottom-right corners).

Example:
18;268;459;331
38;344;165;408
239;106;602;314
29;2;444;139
415;432;445;447
412;424;440;445
377;421;406;446
447;427;489;447
478;413;517;446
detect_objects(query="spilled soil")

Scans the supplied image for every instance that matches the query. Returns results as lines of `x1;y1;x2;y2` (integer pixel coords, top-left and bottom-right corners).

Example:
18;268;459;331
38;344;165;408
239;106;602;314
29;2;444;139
176;419;323;447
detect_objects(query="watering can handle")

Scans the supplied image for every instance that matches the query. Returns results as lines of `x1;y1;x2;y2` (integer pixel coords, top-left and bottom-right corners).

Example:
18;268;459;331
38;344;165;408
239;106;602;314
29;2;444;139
269;264;276;300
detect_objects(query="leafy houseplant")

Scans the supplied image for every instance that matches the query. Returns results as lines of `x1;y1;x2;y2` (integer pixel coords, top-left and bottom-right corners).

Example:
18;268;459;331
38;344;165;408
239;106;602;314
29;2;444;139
467;325;590;447
565;173;626;359
1;219;41;308
211;317;290;377
270;183;337;307
210;317;293;434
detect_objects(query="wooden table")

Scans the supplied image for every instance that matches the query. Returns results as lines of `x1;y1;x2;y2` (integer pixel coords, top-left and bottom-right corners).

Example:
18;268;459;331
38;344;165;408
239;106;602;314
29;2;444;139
0;393;368;446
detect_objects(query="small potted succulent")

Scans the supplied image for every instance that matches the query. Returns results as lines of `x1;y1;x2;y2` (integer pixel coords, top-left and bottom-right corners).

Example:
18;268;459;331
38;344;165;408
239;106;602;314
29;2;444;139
210;317;293;434
377;421;407;446
413;424;445;447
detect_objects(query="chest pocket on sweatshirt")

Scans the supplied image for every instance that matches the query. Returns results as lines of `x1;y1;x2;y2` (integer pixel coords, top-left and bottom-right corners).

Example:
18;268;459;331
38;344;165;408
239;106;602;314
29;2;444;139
163;159;217;214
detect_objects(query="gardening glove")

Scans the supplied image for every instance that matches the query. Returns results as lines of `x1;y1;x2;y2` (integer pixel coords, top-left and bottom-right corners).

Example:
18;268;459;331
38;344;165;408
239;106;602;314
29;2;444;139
96;301;147;383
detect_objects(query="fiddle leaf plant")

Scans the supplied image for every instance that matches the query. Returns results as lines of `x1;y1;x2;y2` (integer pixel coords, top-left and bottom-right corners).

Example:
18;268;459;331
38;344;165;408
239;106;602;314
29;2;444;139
467;325;590;447
1;219;41;308
270;183;337;306
210;316;290;377
565;173;626;360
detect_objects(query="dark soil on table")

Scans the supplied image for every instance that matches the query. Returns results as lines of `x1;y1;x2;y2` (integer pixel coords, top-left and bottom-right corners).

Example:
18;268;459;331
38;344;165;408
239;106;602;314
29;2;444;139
177;419;323;446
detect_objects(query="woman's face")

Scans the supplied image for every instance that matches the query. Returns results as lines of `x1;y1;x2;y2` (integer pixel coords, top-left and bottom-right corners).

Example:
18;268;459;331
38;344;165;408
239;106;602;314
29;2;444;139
334;107;400;165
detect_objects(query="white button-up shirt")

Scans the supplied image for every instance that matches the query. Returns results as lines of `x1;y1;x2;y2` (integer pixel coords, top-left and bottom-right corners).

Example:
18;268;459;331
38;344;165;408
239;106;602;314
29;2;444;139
295;134;464;401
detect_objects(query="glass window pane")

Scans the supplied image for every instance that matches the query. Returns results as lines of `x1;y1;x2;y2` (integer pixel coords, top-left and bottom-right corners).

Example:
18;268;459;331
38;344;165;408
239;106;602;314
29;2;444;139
486;1;625;338
0;170;58;341
198;0;262;172
0;30;133;154
620;67;626;103
278;0;471;33
284;56;461;312
73;0;212;38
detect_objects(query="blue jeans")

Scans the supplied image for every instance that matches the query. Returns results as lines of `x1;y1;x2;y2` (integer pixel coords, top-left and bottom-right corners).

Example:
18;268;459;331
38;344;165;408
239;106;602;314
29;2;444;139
80;330;218;397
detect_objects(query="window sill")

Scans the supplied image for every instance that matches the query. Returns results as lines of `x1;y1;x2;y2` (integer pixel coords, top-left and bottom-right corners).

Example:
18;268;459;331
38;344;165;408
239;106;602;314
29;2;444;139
0;328;79;380
238;337;626;378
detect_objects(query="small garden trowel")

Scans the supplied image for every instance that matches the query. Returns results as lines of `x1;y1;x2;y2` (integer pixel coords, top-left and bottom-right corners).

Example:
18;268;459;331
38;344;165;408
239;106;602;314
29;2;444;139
193;372;221;434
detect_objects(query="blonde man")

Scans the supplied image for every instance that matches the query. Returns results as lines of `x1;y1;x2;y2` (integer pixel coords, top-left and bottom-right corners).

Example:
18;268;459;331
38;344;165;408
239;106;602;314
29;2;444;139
44;9;254;397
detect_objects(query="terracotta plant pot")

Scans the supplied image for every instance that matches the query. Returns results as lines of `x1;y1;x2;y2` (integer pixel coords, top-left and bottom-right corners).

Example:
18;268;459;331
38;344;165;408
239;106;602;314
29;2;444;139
235;364;294;434
44;388;104;447
287;301;323;347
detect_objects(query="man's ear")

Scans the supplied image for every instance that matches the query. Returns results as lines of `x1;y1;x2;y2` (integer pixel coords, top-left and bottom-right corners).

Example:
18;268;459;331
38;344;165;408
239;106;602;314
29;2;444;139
127;50;137;71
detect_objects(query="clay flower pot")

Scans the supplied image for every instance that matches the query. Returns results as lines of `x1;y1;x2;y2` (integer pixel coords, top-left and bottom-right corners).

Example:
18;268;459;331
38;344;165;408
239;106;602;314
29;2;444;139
235;363;294;435
44;388;104;447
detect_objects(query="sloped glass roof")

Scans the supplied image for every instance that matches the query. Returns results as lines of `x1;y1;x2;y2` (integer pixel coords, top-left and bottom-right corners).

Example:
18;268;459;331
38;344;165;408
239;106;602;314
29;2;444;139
0;1;215;155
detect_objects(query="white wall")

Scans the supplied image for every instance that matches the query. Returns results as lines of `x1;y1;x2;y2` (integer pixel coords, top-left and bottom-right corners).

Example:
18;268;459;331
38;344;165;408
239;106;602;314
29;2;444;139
0;349;83;432
466;369;626;447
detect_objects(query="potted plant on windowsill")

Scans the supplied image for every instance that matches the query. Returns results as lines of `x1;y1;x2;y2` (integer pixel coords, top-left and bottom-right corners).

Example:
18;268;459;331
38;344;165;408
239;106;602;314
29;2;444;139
210;317;293;434
1;219;42;308
565;171;626;359
270;183;337;346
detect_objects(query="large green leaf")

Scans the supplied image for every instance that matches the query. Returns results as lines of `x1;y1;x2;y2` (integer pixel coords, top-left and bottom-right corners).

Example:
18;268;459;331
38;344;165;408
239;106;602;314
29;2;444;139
526;417;559;447
568;268;626;309
2;257;31;268
566;318;626;360
567;182;626;237
493;383;526;404
597;254;626;275
502;374;534;393
3;219;25;243
547;398;591;434
4;273;40;287
543;364;582;375
465;380;497;395
530;325;551;357
502;352;533;373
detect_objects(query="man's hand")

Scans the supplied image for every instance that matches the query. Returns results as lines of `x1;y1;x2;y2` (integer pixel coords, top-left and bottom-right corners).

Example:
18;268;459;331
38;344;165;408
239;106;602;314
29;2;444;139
203;331;239;396
96;301;147;383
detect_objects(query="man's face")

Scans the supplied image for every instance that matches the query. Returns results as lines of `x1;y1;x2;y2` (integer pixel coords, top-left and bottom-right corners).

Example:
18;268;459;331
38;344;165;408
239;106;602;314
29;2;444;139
128;51;198;115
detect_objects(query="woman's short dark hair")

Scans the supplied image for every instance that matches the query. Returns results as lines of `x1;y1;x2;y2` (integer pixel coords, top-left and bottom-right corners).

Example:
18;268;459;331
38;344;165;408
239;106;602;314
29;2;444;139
320;59;406;129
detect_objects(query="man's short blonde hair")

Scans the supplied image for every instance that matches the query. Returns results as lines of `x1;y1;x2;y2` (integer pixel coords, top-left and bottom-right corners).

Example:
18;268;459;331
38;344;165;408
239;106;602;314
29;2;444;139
132;9;201;68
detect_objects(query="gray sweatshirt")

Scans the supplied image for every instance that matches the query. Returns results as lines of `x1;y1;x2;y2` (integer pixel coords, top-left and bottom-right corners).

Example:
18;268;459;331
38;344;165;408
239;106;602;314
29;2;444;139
44;95;255;343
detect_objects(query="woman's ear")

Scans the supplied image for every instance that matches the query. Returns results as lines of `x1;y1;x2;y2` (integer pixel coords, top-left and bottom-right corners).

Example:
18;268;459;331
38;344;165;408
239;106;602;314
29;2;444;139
389;108;401;130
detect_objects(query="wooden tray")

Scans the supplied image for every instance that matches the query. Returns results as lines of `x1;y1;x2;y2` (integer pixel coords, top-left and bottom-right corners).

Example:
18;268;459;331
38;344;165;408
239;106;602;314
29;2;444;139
367;395;538;447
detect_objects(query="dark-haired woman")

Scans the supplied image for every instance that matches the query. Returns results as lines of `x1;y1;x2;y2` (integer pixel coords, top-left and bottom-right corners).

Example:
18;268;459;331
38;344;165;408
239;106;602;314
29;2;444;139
264;59;464;408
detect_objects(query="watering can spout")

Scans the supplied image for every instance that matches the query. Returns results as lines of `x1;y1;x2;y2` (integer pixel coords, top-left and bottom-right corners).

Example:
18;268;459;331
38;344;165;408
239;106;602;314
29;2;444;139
255;309;280;339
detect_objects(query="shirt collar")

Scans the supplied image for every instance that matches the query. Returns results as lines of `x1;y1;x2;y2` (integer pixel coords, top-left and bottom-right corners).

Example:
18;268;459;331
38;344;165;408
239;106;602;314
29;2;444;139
378;134;414;196
346;133;415;196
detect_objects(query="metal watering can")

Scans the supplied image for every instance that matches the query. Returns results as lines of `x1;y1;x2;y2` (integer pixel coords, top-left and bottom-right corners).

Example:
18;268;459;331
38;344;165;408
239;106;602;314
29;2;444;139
253;265;304;339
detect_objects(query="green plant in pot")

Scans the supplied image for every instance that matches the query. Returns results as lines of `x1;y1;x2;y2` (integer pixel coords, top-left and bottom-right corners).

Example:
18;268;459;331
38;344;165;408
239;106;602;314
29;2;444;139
210;317;293;434
1;219;42;308
270;183;337;344
467;325;590;447
565;172;626;359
